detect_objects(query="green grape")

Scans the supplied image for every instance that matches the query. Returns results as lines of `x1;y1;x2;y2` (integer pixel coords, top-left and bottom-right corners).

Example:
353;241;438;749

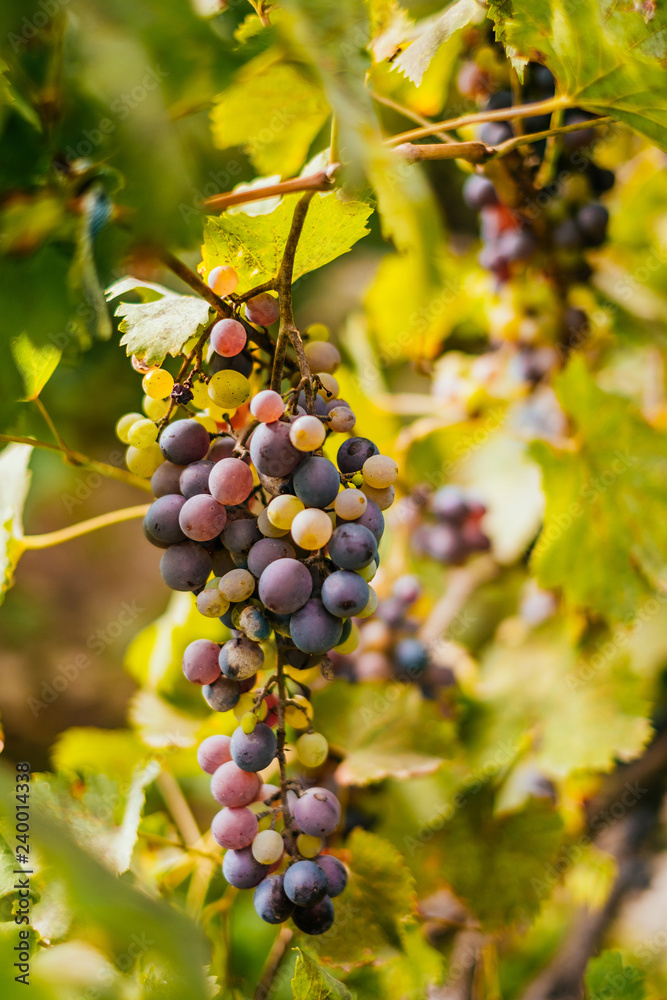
296;732;329;768
297;833;323;858
142;395;169;420
252;829;284;865
115;412;143;444
241;711;257;734
126;443;163;477
208;370;251;409
127;417;158;448
143;368;174;399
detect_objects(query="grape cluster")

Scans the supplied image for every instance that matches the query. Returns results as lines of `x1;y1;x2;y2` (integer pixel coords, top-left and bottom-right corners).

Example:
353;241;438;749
411;485;490;565
115;263;398;933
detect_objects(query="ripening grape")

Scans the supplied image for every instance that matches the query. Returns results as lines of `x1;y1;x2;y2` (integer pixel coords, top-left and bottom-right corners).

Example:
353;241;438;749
222;846;268;889
129;421;159;452
335;621;359;653
246;292;280;326
296;732;328;768
289;414;326;452
304;341;340;374
259;558;312;614
211;805;258;850
179;495;227;541
142;395;170;420
151;462;184;498
211;761;261;807
143;369;174;400
305;322;329;341
316;855;347;897
209;457;254;505
126;443;164;478
291;508;333;550
360;482;395;511
257;507;289;537
249;421;302;477
219;636;264;680
292;896;335;935
238;605;271;641
207;265;239;297
252;829;284;865
208;370;251;409
159;419;210;465
250;389;285;423
328;406;356;433
197;734;232;774
337;437;379;474
189;379;211;409
160;540;212;591
267;494;304;530
316;372;339;399
362;454;398;489
293;787;340;837
356;559;377;583
356;586;378;619
293;457;340;508
321;570;369;617
211;318;247;358
194;413;218;434
179;460;213;499
284;694;313;729
203;675;241;712
145;495;187;545
241;711;257;735
283;860;328;907
222;515;262;554
290;599;342;654
218;569;255;602
354;498;384;542
231;722;277;771
297;834;323;858
182;639;221;685
254;875;294;924
247;538;295;578
333;489;366;520
196;587;230;617
328;523;377;570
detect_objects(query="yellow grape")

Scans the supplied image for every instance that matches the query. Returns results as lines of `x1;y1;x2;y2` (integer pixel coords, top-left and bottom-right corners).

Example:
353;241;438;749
362;454;399;489
143;368;174;399
252;829;284;865
305;322;329;342
316;372;339;399
357;559;377;582
333;488;367;520
142;395;169;420
234;693;255;721
361;482;395;511
289;415;326;452
297;833;323;858
335;622;360;653
258;508;289;537
285;694;312;729
290;508;332;550
356;586;378;619
115;412;143;444
207;264;239;297
284;664;320;686
208;370;251;409
267;495;304;530
218;569;255;602
125;443;163;478
241;712;257;734
190;379;211;409
296;732;329;768
194;413;218;434
304;341;340;374
127;417;158;448
196;589;230;618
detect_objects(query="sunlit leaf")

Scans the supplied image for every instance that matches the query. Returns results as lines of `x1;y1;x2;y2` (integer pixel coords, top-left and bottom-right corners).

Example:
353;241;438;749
0;443;31;604
10;332;61;401
292;949;354;999
394;0;479;86
116;293;212;366
584;951;646;1000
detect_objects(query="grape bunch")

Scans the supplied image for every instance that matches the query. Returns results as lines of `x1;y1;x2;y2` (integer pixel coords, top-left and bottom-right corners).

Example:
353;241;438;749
114;261;398;934
411;485;490;565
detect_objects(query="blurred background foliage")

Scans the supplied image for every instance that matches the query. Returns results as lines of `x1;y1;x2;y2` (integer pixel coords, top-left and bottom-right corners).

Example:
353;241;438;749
2;0;667;997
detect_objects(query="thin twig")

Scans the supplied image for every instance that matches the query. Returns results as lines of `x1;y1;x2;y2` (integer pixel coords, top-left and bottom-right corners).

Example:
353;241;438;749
202;167;337;212
0;433;152;493
253;927;293;1000
22;504;150;549
370;89;457;143
34;397;69;454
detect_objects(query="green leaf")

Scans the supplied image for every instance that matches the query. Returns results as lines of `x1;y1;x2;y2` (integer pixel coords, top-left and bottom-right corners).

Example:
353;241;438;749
292;949;355;999
210;51;330;176
312;680;455;786
584;951;646;1000
306;829;416;968
530;356;667;619
394;0;479;86
493;0;667;150
10;332;62;401
0;443;31;605
116;292;212;366
202;191;372;293
438;789;563;929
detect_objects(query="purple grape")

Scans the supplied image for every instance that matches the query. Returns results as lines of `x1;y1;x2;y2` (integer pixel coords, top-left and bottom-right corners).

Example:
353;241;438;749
336;437;378;474
250;421;302;477
209;351;254;379
143;521;169;549
197;735;232;774
283;645;322;671
562;109;597;149
222;846;269;889
179;460;214;498
485;90;513;110
160;541;212;591
297;391;327;416
179;495;228;542
211;761;260;807
553;219;583;250
247;538;296;578
183;639;221;685
151;461;185;498
294;787;340;837
497;229;537;263
159;419;210;465
283;860;328;907
589;165;615;195
202;675;241;712
321;570;369;617
316;855;347;898
146;494;188;545
254;874;295;924
211;806;258;849
463;175;498;210
352;498;384;542
394;638;429;677
328;524;377;571
479;121;513;145
290;599;343;654
219;637;264;680
211;547;236;577
221;515;262;554
259;558;313;614
576;203;608;247
430;486;469;524
293;457;340;508
422;524;467;563
291;896;334;935
230;723;277;772
238;606;271;641
392;574;421;606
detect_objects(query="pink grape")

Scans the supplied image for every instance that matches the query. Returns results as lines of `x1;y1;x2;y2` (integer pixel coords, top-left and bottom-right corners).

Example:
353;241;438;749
211;806;259;849
207;265;239;297
209;457;254;505
183;639;221;685
246;292;280;326
178;494;228;541
211;319;247;358
211;761;261;807
197;734;232;774
250;390;285;423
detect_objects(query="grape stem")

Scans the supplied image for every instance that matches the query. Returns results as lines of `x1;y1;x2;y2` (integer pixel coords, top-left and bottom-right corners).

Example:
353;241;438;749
0;433;152;493
201;166;337;213
274;642;298;857
22;504;150;550
370;89;458;144
34;397;70;455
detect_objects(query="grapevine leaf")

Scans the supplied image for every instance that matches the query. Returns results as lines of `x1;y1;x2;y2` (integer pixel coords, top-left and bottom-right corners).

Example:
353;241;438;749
306;830;416;968
10;332;61;401
202;192;372;294
584;951;646;1000
394;0;479;86
312;680;455;786
210;52;330;176
116;293;212;366
291;949;355;999
493;0;667;150
0;443;31;605
438;789;563;929
530;357;667;619
129;690;201;749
